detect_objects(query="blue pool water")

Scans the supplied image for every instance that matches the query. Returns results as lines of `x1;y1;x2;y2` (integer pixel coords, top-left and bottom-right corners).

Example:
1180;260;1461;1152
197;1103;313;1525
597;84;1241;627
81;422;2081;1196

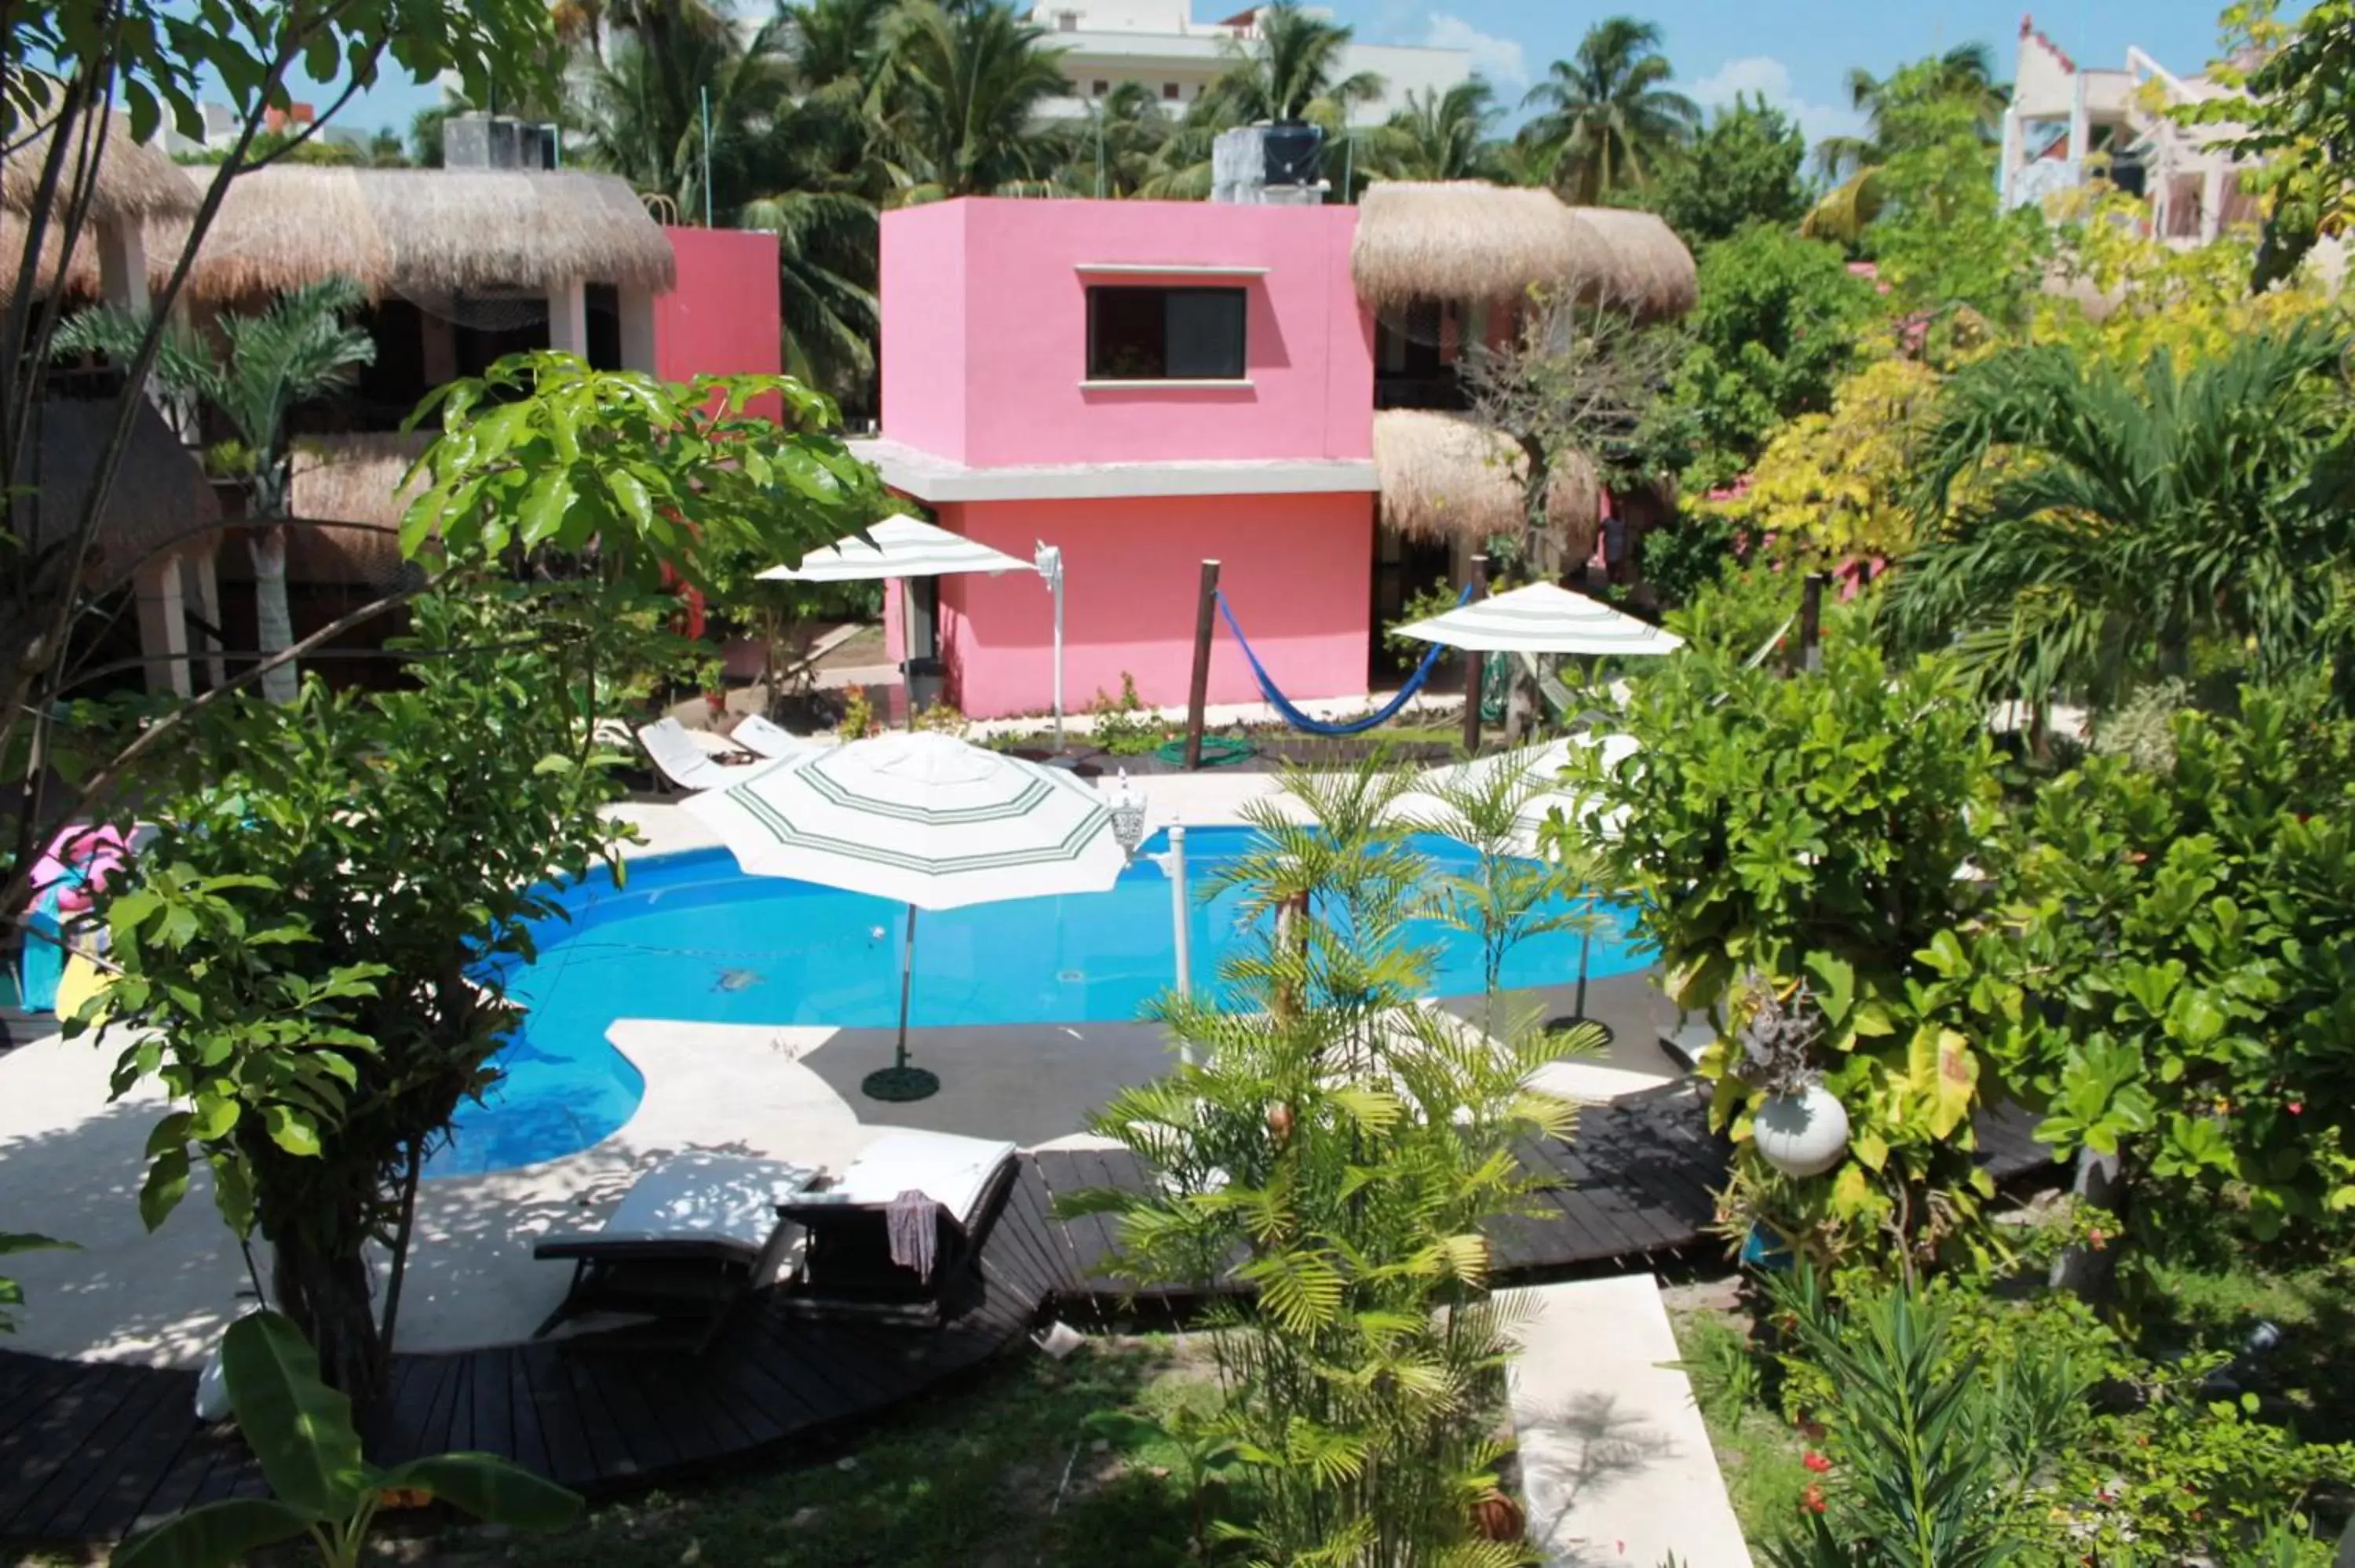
433;830;1650;1177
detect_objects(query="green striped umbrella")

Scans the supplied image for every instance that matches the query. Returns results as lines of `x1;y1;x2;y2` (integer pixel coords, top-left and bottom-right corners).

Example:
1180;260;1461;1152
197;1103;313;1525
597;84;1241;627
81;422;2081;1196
684;731;1124;1099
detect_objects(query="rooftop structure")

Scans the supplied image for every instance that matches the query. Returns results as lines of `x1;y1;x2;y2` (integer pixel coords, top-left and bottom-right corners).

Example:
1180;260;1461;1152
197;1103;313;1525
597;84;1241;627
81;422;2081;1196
1023;2;1469;126
1999;15;2259;245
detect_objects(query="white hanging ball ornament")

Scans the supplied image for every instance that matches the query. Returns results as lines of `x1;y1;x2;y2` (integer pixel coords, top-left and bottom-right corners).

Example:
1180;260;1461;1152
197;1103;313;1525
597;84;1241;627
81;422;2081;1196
1753;1083;1852;1178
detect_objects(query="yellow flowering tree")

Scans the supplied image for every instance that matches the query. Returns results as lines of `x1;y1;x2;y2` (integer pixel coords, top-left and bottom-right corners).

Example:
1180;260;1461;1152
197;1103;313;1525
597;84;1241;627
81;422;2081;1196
2033;193;2341;368
1708;355;1946;564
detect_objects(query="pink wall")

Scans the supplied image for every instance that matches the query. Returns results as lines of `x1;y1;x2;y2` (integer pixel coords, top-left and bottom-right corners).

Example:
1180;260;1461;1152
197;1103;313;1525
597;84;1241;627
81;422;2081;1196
878;202;969;461
655;228;781;416
880;199;1371;468
926;494;1374;720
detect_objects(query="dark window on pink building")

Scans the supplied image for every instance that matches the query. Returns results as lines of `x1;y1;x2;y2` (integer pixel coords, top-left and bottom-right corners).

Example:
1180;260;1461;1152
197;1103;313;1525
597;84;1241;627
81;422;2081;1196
1086;286;1247;380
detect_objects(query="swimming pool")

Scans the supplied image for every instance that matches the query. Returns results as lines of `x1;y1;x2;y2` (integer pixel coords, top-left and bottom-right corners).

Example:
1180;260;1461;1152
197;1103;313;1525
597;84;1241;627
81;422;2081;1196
433;830;1651;1178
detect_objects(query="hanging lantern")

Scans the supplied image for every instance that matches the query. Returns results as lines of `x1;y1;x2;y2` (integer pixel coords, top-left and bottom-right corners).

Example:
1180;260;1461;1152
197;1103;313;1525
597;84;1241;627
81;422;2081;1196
1753;1083;1852;1178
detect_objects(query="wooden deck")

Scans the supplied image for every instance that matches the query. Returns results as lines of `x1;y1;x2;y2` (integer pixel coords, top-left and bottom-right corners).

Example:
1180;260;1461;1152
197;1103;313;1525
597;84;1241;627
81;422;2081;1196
0;1083;2052;1548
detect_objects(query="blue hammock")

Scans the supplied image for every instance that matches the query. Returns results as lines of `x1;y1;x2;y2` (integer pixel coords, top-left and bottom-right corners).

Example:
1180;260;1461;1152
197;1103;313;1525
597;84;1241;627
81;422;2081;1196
1216;583;1473;738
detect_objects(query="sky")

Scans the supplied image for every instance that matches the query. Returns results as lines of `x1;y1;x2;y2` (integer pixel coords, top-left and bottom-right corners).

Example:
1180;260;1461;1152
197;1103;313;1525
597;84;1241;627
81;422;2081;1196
282;0;2251;150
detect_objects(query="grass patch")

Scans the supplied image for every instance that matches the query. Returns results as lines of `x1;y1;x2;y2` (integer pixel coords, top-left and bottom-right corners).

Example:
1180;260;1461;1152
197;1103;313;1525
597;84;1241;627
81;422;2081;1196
480;1339;1214;1568
1668;1300;1813;1545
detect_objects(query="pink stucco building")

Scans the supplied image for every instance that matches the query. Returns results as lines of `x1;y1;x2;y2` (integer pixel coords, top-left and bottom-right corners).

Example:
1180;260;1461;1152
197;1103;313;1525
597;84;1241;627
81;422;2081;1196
867;198;1378;720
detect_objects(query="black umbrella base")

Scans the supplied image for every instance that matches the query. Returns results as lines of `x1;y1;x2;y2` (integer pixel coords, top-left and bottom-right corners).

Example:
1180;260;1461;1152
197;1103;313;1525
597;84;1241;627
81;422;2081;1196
862;1065;941;1102
1544;1014;1618;1049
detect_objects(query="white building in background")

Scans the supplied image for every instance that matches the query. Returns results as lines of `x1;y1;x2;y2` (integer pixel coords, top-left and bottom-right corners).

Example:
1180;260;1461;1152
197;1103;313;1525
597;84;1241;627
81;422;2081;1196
1024;1;1470;126
1998;14;2261;245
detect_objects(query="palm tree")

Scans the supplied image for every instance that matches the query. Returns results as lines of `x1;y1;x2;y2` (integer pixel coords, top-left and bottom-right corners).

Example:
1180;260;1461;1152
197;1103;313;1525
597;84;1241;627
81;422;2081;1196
1806;45;2008;239
1205;0;1384;125
1370;78;1502;183
52;280;378;702
566;1;885;405
1518;17;1699;205
1068;82;1175;199
878;0;1072;200
1887;326;2355;710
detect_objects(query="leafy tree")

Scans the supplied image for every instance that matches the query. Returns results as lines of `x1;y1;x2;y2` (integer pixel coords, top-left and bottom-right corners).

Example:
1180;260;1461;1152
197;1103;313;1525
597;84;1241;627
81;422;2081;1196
1;0;557;936
2033;190;2342;370
400;353;894;593
1367;78;1502;183
1651;224;1877;491
1860;92;2046;326
1462;294;1679;577
116;1311;579;1567
1074;761;1590;1566
1816;42;2006;182
1971;689;2355;1250
53;277;378;702
82;361;887;1398
2178;0;2355;289
1553;636;2014;1268
1888;327;2355;713
1709;353;1946;565
1652;93;1808;246
1517;16;1699;206
881;0;1073;199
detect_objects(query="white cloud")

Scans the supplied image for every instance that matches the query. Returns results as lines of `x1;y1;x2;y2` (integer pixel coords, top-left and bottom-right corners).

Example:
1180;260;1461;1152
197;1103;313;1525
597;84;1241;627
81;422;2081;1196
1688;55;1866;149
1419;13;1528;92
1369;2;1530;93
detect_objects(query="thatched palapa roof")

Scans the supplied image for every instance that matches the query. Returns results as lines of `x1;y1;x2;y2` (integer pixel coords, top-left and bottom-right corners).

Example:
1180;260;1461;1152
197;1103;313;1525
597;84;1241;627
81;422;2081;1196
0;210;100;304
1373;409;1600;558
2;118;199;227
281;431;433;588
13;399;221;596
1351;181;1697;322
154;166;675;305
148;166;394;302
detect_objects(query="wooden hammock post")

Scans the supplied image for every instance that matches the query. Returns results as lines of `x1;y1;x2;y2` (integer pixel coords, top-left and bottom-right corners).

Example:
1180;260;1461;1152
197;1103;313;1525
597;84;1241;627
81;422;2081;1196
1183;559;1221;771
1460;553;1488;754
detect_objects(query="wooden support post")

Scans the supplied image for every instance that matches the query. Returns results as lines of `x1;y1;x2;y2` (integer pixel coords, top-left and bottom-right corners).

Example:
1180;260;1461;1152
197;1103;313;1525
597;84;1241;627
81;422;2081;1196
1460;553;1488;754
1182;559;1221;771
1799;572;1826;675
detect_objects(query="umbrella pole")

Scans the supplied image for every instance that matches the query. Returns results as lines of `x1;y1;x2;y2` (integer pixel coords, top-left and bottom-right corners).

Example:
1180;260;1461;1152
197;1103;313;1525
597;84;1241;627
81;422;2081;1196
864;902;940;1102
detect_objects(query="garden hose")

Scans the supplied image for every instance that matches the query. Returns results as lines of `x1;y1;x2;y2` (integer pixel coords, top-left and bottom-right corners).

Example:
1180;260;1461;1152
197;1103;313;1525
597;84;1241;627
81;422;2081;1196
1153;736;1256;768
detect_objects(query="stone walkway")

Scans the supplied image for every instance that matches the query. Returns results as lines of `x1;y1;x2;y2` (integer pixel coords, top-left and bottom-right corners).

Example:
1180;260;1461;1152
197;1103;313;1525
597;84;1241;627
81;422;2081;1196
1506;1275;1754;1567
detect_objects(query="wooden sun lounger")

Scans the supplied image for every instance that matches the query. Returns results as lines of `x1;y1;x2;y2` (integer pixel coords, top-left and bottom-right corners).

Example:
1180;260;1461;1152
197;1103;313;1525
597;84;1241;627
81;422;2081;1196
776;1129;1019;1327
532;1151;820;1348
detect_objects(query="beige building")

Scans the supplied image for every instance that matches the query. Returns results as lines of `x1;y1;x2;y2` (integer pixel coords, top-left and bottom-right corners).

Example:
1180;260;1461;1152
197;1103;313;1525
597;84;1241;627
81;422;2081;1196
1999;15;2261;245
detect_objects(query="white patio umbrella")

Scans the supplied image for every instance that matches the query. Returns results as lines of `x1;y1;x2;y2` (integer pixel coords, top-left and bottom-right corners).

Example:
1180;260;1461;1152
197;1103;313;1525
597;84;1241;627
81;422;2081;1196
761;516;1068;741
682;731;1126;1101
1394;580;1685;657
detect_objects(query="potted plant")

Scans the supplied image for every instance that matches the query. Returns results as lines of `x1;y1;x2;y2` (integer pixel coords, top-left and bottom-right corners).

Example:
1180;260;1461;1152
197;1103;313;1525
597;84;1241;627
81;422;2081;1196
1737;976;1850;1178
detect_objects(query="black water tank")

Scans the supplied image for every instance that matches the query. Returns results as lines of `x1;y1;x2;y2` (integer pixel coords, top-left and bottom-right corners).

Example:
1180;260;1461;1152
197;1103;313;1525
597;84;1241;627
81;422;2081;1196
1262;122;1324;187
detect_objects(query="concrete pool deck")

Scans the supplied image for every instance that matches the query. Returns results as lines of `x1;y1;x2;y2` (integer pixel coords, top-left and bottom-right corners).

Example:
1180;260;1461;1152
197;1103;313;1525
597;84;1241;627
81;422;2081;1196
0;797;1681;1367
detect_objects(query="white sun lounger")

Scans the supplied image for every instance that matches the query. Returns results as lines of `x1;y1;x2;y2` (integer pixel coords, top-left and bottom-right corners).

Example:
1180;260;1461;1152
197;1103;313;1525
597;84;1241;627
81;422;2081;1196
532;1150;821;1346
730;713;825;760
776;1129;1019;1326
636;717;758;793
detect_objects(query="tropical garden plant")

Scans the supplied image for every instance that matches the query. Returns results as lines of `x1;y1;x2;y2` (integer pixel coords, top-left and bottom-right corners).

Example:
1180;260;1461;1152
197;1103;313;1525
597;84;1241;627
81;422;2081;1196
115;1311;579;1568
1650;94;1809;248
53;276;379;702
1072;760;1592;1566
1554;634;2013;1269
1887;325;2355;713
